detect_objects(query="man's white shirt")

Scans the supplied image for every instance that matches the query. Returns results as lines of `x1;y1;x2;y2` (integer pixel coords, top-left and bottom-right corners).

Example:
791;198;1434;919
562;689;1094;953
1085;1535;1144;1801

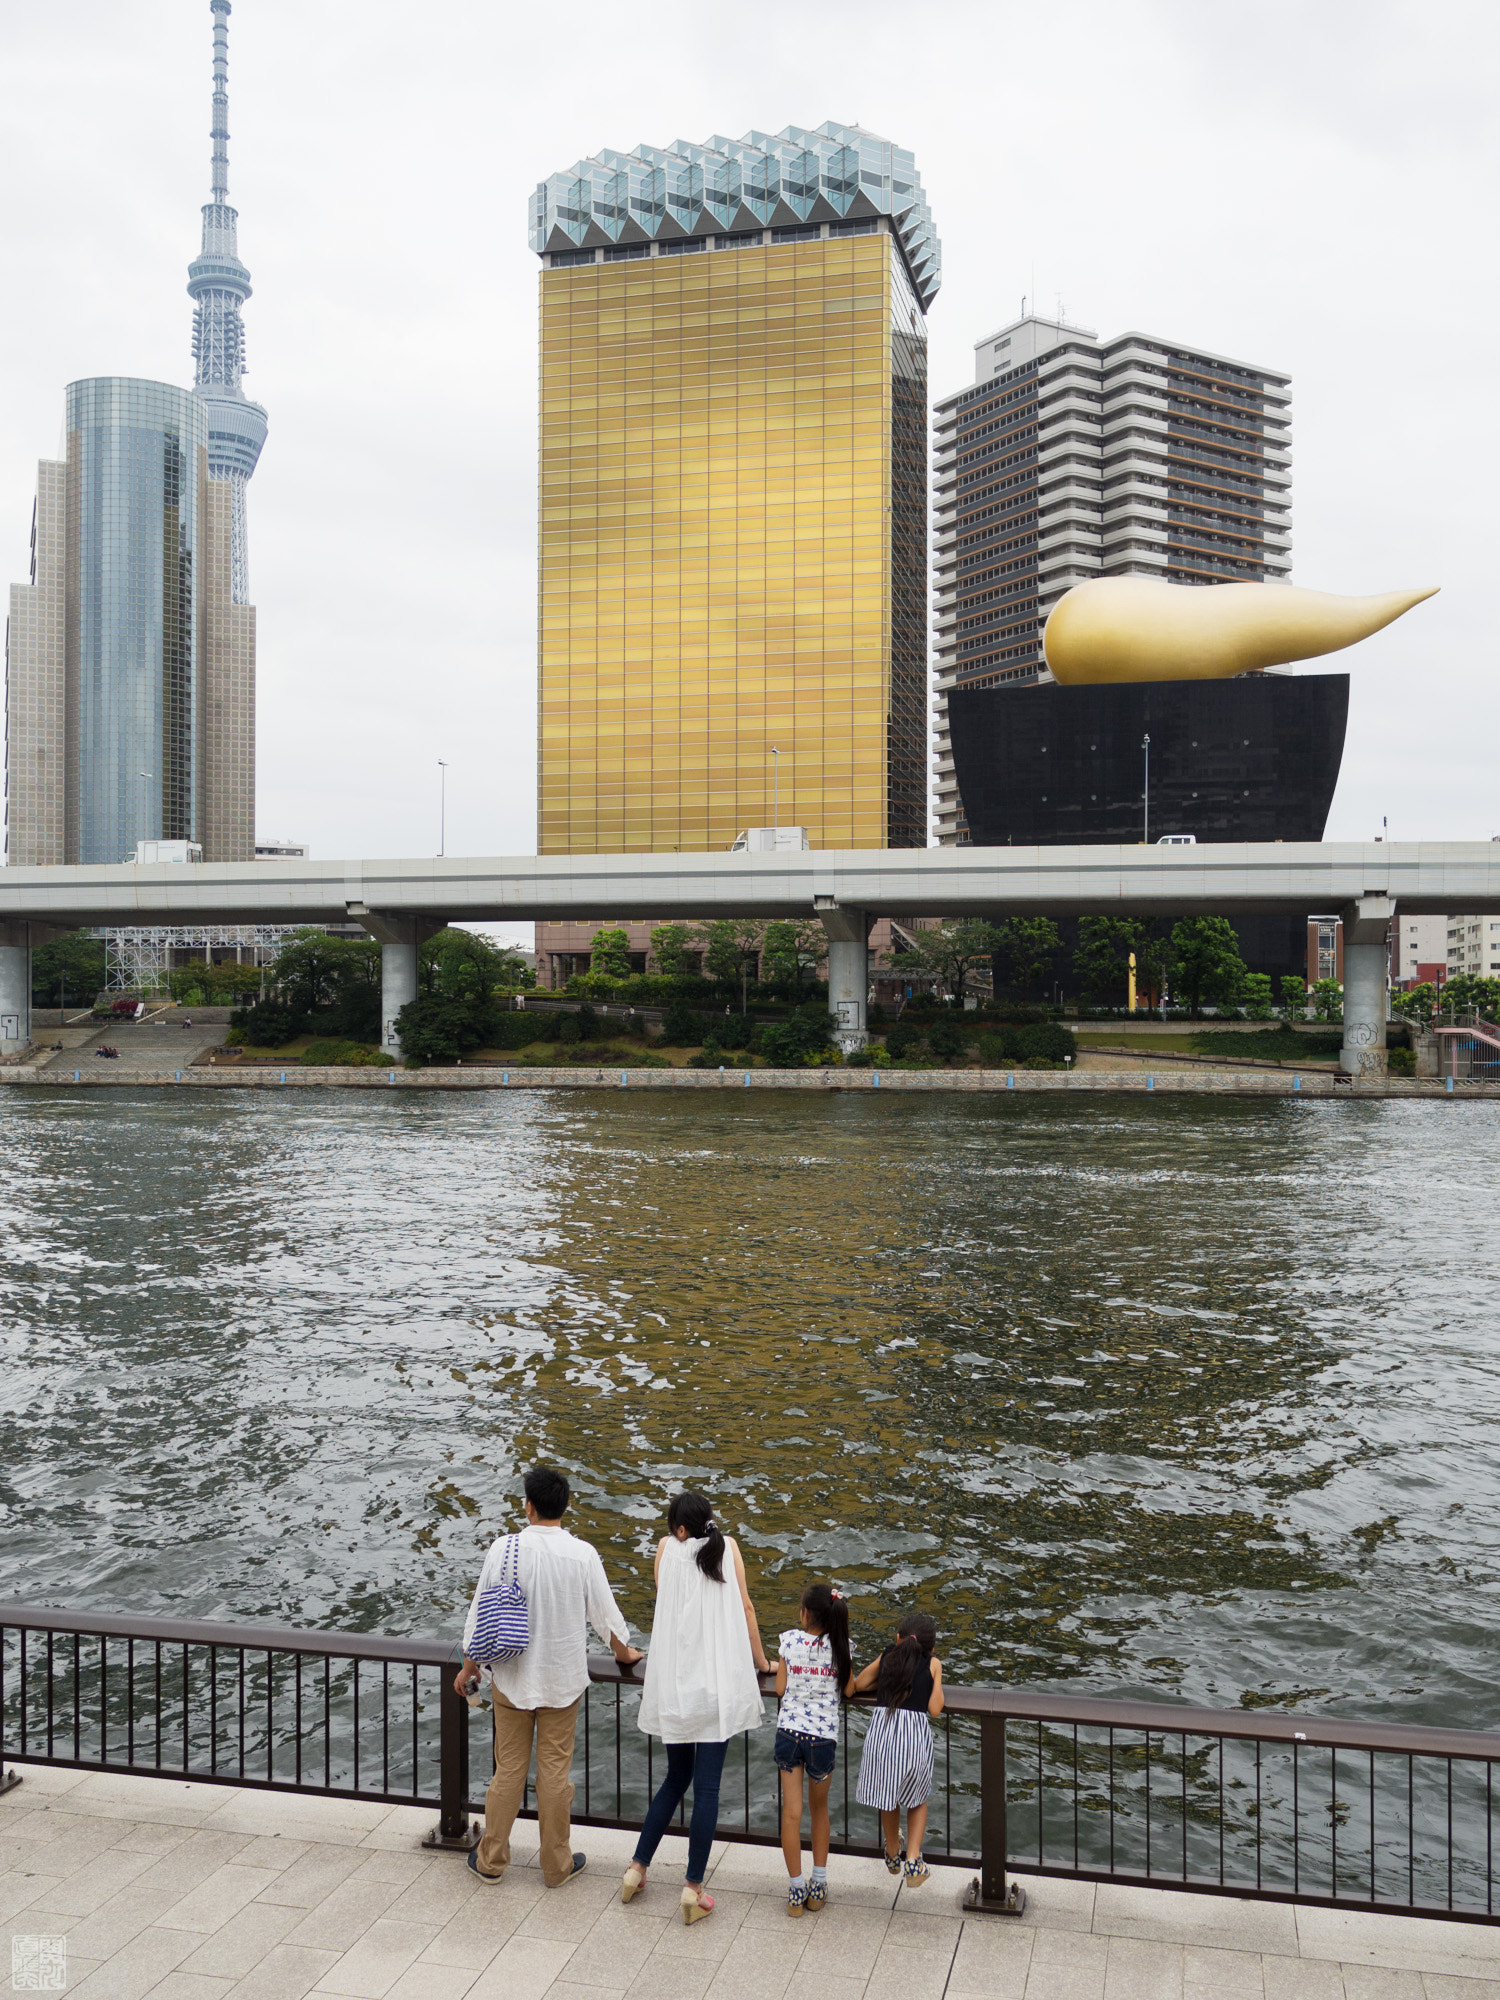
463;1523;628;1710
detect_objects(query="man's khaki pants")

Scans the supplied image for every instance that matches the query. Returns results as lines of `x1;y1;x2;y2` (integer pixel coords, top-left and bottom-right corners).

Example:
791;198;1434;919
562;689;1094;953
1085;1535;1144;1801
476;1689;580;1886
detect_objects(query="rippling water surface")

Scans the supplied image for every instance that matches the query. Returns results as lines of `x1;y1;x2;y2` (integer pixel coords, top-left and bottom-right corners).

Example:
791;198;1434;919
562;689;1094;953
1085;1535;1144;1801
1;1091;1496;1726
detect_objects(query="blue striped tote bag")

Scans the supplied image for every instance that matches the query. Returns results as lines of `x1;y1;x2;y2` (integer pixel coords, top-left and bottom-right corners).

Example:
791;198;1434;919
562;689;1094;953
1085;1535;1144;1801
469;1534;530;1664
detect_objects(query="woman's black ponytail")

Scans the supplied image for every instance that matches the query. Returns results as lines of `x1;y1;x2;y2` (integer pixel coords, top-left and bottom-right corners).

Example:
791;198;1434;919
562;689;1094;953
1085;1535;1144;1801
667;1490;726;1583
801;1583;852;1692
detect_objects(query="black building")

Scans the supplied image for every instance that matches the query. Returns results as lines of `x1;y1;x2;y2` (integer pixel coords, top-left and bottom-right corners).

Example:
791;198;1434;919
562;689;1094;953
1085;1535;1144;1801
948;673;1349;984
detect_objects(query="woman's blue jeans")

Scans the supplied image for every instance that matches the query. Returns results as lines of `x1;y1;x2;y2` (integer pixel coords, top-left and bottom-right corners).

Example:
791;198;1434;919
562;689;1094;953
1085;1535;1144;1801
632;1739;729;1883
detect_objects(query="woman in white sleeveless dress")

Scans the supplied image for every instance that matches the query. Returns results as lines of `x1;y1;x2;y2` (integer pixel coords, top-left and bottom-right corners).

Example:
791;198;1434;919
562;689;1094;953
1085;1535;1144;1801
621;1491;770;1923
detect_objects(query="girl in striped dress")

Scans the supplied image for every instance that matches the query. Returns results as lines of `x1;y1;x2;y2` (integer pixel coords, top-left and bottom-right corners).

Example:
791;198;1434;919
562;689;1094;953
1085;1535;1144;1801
852;1612;944;1887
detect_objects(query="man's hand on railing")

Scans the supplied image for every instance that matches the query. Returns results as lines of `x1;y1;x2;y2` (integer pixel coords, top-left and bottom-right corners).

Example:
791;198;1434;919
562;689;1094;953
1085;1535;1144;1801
610;1634;644;1671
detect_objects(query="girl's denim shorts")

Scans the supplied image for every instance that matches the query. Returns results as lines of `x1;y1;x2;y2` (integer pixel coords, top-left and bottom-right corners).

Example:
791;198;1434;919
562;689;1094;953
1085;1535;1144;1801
774;1727;837;1781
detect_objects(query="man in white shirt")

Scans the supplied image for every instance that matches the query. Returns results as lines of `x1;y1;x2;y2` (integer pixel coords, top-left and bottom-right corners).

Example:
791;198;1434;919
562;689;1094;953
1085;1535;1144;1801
457;1464;641;1886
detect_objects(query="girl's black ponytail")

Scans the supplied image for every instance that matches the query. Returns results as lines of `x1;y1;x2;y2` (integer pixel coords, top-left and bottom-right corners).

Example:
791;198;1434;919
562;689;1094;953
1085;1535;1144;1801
876;1610;937;1714
667;1490;726;1583
801;1583;852;1692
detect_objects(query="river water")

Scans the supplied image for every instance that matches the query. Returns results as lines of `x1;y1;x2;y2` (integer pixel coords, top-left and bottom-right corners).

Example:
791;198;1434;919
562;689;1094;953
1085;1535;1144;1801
1;1090;1496;1730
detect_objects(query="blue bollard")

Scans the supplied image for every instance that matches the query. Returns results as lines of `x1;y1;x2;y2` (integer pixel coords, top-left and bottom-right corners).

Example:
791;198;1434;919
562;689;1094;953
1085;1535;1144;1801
1447;1075;1454;1093
503;1070;509;1084
280;1072;286;1083
175;1071;181;1082
621;1072;628;1087
1008;1073;1015;1089
1293;1074;1301;1091
872;1070;880;1089
1147;1074;1155;1091
744;1071;751;1086
74;1069;79;1082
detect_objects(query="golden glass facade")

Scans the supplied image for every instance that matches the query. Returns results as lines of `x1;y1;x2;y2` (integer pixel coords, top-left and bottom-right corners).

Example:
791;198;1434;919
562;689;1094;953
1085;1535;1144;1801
538;232;927;854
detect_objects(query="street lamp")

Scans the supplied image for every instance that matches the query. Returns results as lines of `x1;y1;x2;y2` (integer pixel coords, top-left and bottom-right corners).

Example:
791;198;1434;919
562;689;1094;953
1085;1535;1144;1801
438;761;448;858
769;746;781;830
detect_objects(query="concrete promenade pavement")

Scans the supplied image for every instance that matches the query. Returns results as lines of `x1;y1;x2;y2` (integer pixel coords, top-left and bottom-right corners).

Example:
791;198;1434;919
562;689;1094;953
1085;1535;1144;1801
4;1764;1500;1999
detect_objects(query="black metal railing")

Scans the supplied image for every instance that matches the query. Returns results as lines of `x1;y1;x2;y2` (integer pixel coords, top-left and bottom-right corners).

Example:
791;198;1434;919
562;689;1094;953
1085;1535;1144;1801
4;1602;1499;1923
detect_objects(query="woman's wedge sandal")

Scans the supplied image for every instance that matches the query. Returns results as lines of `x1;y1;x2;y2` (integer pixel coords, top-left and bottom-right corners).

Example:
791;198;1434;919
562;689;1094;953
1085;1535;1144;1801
681;1886;715;1925
621;1864;646;1903
903;1855;930;1888
786;1881;807;1918
883;1847;905;1876
804;1878;827;1913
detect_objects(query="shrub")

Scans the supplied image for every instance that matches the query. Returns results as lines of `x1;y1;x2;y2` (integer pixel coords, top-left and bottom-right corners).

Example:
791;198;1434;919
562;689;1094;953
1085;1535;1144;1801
482;1011;549;1050
1387;1046;1417;1076
1022;1054;1063;1069
229;1000;301;1048
659;1001;704;1045
556;1013;583;1045
759;1012;832;1067
718;1013;753;1050
885;1020;922;1059
575;1003;600;1040
1022;1022;1076;1063
844;1044;890;1067
928;1017;968;1062
223;1026;249;1047
392;994;489;1064
867;1001;887;1025
300;1039;383;1067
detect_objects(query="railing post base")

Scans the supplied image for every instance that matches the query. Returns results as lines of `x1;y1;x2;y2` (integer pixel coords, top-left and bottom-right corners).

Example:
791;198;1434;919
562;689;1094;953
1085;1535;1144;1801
963;1875;1027;1916
0;1766;20;1797
421;1817;480;1853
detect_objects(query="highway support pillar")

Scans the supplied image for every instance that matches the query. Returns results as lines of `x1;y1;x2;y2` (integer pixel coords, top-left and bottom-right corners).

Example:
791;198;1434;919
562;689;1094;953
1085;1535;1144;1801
0;922;38;1057
351;911;444;1061
817;902;872;1053
1340;895;1394;1079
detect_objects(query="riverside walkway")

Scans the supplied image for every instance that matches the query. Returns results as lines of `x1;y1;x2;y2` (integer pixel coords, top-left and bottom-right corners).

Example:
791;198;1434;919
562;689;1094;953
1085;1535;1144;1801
5;1763;1499;1999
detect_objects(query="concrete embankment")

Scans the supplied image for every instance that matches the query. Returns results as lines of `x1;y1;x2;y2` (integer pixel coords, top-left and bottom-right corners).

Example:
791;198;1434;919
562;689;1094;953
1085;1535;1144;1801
0;1061;1490;1098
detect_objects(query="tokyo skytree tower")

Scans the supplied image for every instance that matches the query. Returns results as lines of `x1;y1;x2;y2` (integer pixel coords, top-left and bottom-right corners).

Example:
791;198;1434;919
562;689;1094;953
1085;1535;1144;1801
187;0;267;603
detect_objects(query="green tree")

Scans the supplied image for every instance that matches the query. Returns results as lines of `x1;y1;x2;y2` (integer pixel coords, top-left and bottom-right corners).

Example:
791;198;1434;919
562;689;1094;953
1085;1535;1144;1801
588;927;634;985
888;919;1006;1008
422;928;530;1001
1071;917;1148;1007
1312;977;1343;1021
649;924;694;976
998;916;1062;1001
1242;973;1274;1020
168;961;261;1005
694;919;763;998
1438;973;1500;1018
1279;975;1308;1019
761;918;825;994
269;931;382;1040
31;929;107;1008
1169;916;1247;1014
1391;982;1437;1026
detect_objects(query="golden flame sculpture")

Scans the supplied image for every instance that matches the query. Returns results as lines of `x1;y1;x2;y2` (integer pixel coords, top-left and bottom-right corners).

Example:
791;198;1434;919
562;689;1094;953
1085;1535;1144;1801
1043;578;1439;686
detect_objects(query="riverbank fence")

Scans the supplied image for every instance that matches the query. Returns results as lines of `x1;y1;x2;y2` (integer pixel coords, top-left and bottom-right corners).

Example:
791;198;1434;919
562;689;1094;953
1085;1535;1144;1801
3;1601;1499;1924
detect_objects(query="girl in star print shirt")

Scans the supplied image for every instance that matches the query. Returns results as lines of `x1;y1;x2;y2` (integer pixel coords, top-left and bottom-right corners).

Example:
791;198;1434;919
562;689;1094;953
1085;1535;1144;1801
774;1582;854;1916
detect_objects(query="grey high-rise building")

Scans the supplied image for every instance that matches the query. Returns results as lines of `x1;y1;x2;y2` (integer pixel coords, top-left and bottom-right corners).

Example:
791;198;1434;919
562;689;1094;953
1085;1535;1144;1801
931;313;1291;843
4;0;259;866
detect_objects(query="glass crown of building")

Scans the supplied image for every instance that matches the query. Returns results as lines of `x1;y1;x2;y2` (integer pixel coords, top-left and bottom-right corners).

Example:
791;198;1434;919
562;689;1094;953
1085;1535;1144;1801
530;121;941;310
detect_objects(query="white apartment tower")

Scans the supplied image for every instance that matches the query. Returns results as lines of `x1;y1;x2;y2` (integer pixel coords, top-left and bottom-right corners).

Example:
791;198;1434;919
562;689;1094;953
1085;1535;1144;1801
931;314;1292;843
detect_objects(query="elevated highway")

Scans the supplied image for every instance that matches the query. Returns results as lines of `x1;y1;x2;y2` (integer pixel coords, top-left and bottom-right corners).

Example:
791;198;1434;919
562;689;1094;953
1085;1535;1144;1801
2;840;1490;1071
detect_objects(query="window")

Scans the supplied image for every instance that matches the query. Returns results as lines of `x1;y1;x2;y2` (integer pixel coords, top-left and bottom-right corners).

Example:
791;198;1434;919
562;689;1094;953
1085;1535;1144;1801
658;237;704;255
772;224;819;243
550;248;595;267
603;243;648;262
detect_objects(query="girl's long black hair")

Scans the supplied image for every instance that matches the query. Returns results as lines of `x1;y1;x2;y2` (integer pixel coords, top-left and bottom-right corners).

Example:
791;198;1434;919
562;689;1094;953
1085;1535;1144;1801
801;1583;852;1693
667;1490;726;1583
875;1611;937;1714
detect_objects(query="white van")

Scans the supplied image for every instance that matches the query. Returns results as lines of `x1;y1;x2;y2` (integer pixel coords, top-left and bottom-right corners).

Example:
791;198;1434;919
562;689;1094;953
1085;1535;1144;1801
1156;834;1197;846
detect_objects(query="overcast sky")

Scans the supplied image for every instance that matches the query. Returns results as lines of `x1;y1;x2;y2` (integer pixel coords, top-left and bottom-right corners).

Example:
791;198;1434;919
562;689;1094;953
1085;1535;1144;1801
3;0;1496;876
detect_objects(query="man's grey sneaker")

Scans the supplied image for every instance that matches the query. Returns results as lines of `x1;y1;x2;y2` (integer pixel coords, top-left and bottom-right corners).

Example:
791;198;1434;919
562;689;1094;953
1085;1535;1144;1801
467;1850;504;1883
554;1852;588;1885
